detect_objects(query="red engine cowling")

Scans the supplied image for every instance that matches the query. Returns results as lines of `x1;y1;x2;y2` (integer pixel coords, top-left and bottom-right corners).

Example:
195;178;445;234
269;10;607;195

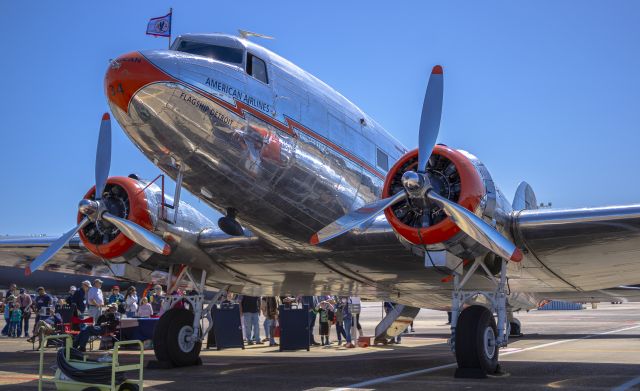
382;145;486;246
77;176;155;260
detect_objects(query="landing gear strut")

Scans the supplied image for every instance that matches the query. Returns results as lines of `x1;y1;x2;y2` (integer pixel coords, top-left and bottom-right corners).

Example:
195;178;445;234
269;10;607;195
450;257;510;378
151;265;225;367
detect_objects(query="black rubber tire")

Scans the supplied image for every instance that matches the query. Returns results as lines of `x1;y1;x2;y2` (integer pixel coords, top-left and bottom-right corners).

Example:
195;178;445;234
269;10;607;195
455;305;499;374
153;308;182;362
509;321;522;337
118;383;139;391
166;309;202;367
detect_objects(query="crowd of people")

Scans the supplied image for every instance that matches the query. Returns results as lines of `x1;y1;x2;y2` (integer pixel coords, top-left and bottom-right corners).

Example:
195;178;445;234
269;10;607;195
2;282;416;352
236;295;367;348
0;281;170;351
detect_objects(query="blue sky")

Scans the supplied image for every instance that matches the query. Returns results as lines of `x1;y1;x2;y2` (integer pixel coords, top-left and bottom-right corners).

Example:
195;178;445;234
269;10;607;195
1;1;639;235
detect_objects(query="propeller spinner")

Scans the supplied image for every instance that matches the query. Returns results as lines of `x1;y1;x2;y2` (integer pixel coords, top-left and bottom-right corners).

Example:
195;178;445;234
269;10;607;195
311;66;522;262
25;113;171;276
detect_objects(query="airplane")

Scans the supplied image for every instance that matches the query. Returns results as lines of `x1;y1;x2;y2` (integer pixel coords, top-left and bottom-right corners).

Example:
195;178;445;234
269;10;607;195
2;32;640;376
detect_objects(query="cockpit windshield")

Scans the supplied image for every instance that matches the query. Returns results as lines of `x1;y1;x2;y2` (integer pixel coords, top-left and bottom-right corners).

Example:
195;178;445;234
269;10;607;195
176;40;244;65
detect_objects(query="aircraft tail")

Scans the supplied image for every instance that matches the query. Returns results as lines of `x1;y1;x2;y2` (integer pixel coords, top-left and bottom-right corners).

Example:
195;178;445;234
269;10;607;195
512;181;538;211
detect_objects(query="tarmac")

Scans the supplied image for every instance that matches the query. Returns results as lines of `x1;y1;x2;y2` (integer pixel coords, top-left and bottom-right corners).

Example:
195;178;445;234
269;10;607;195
0;302;639;390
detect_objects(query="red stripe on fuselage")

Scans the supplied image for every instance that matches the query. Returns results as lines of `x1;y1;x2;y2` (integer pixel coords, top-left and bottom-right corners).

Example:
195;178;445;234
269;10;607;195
176;81;386;180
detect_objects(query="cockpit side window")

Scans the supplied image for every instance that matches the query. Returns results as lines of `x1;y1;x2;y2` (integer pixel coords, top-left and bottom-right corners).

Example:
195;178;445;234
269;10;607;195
177;41;244;65
247;53;268;84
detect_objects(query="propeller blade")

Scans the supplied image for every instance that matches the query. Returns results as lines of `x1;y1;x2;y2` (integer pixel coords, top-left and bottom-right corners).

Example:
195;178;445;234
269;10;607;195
95;113;112;200
310;191;407;245
427;191;523;262
102;213;171;255
417;65;444;173
26;218;89;276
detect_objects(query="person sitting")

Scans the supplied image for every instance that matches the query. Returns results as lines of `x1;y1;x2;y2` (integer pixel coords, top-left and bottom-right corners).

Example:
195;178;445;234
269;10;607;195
136;297;153;318
27;311;63;347
73;304;119;352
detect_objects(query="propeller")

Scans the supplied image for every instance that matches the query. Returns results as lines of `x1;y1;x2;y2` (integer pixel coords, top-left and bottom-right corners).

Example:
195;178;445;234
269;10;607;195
25;113;170;276
311;66;523;262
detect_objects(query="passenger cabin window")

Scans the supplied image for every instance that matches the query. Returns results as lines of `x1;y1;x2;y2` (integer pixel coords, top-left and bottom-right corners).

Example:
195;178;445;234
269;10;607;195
377;148;389;171
177;41;244;65
247;53;268;84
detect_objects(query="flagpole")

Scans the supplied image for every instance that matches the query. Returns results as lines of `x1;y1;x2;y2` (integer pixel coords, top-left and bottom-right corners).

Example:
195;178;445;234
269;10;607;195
168;7;173;49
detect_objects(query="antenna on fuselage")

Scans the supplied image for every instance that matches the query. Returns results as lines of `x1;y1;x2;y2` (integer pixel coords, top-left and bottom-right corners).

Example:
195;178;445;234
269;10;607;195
238;29;274;40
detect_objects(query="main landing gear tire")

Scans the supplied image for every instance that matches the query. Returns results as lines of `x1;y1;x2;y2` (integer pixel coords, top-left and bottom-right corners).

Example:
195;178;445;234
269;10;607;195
455;305;500;375
509;319;522;337
153;308;202;367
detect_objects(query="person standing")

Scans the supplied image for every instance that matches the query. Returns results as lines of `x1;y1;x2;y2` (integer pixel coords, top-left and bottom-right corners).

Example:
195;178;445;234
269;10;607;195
316;300;334;346
301;296;320;346
66;286;77;306
149;285;164;315
334;301;347;346
136;297;153;318
340;297;355;348
8;303;22;338
2;295;15;336
107;285;124;313
87;279;105;323
5;283;17;299
33;286;53;335
124;286;139;318
34;287;52;316
240;295;261;345
70;281;89;315
17;288;32;338
261;297;278;346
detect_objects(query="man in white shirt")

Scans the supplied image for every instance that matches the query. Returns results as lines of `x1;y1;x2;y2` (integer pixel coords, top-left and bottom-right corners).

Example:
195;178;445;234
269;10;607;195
87;279;105;324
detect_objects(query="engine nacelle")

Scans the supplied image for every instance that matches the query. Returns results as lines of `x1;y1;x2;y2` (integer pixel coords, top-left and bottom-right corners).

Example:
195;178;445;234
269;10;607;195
77;176;161;262
382;145;500;260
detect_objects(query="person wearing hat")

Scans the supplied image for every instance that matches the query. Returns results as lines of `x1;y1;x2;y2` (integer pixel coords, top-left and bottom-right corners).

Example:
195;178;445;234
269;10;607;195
65;286;77;306
87;279;104;323
17;288;32;338
73;303;119;352
69;281;89;316
107;285;124;306
34;287;53;326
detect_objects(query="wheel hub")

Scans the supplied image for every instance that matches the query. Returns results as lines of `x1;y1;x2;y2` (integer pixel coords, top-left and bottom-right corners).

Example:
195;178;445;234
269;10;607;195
178;325;196;353
483;326;496;359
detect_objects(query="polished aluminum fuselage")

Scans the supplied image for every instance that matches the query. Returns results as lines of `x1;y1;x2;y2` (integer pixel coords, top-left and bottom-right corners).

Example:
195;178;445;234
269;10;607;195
106;34;640;309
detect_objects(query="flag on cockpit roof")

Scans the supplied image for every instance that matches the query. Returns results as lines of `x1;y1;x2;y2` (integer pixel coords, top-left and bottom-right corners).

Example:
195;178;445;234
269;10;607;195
146;10;172;37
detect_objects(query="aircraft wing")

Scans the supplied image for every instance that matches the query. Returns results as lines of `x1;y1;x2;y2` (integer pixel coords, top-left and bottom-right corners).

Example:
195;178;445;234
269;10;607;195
0;236;107;275
513;204;640;291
